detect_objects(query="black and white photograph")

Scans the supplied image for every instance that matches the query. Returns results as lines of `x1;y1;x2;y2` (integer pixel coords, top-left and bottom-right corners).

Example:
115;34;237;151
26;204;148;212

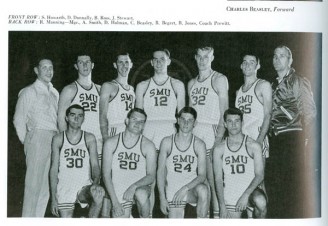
8;31;322;219
2;0;328;226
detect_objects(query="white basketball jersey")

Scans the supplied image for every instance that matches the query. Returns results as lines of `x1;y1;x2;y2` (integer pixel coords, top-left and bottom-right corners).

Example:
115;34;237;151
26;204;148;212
189;71;227;124
143;77;177;121
222;136;254;209
71;81;101;139
112;133;147;203
107;80;135;126
235;79;264;140
57;131;92;194
166;134;198;201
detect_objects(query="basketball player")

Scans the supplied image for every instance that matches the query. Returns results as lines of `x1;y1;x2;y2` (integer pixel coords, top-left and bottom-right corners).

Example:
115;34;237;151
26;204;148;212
102;108;157;218
135;48;185;216
13;58;59;217
213;108;266;218
157;107;208;218
188;46;229;217
99;53;135;217
99;53;135;141
57;54;102;162
235;54;272;158
50;104;105;218
135;48;185;149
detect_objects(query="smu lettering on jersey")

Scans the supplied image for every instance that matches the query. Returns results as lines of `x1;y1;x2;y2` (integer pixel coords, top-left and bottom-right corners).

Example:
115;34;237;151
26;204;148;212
166;134;197;203
143;77;177;121
107;80;135;126
58;131;92;191
112;133;147;204
189;71;228;124
71;81;101;139
235;79;264;139
222;136;255;208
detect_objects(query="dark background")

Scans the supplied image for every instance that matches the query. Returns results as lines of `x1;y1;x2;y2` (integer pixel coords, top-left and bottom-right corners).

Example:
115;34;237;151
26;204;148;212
8;31;322;217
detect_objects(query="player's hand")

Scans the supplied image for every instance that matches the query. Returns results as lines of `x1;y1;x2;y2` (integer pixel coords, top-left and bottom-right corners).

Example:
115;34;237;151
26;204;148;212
123;184;137;201
219;205;231;218
51;199;59;217
112;203;124;217
159;197;170;215
172;186;188;205
236;193;249;212
90;184;105;205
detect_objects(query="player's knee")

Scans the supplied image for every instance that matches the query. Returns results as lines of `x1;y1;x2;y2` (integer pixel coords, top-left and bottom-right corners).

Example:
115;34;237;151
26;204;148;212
251;191;267;210
195;184;208;200
90;184;105;200
134;187;149;204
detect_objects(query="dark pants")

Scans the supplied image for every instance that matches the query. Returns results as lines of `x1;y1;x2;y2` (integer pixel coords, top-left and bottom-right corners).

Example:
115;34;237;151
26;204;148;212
266;131;307;218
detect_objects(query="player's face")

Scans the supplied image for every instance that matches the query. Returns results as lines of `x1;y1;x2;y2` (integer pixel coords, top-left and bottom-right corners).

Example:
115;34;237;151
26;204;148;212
151;51;171;74
241;55;259;77
195;49;214;71
126;112;146;134
273;48;291;73
115;55;133;77
35;59;54;84
178;113;196;133
66;108;85;129
75;55;94;77
224;114;242;136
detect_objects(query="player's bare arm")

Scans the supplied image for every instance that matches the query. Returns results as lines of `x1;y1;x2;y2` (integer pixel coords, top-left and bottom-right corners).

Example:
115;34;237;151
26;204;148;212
235;138;264;212
172;137;206;203
135;80;150;109
213;141;231;218
58;84;77;132
187;79;196;106
157;136;171;215
123;137;157;201
49;133;63;217
256;80;272;144
99;82;119;140
171;78;186;112
85;132;101;184
102;135;124;217
213;73;229;144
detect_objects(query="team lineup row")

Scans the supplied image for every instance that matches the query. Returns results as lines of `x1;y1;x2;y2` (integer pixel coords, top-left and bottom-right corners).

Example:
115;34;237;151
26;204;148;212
13;45;316;218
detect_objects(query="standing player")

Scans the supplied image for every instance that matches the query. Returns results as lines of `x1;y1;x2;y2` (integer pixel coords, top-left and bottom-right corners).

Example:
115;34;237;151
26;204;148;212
235;54;272;158
135;48;185;150
102;108;157;218
135;48;185;216
50;104;105;218
57;54;102;162
213;108;266;218
13;58;59;217
99;53;135;141
157;107;208;218
99;53;135;217
188;46;229;217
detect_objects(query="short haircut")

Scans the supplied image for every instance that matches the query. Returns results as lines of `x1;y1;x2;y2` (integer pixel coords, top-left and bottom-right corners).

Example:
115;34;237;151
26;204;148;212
153;48;170;58
127;108;147;119
35;58;53;67
66;104;85;116
275;45;293;59
177;107;197;120
242;53;260;65
195;46;214;55
223;107;243;122
76;53;93;62
116;52;131;61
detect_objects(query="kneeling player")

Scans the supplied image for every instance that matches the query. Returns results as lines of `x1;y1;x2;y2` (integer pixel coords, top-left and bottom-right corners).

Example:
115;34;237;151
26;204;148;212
102;108;157;218
213;108;267;218
50;104;105;218
157;107;209;218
